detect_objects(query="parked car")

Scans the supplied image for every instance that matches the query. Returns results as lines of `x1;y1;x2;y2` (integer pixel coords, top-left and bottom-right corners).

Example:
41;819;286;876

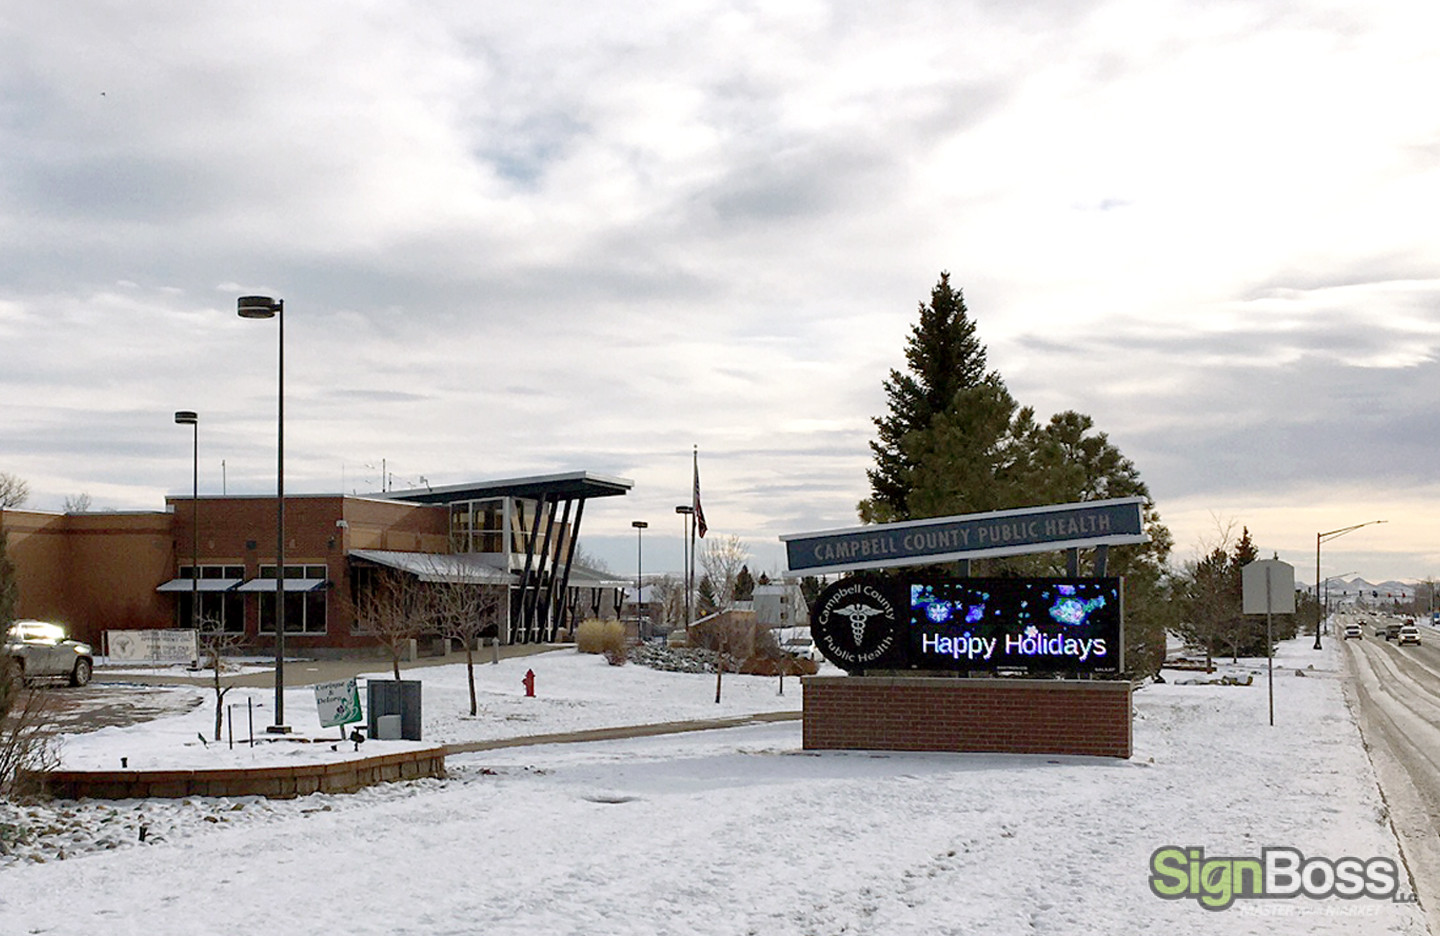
1343;623;1363;640
1397;624;1422;646
4;620;94;686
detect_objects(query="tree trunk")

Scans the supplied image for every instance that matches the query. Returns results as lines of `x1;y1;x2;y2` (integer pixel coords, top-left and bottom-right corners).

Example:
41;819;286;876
211;662;224;740
466;646;477;716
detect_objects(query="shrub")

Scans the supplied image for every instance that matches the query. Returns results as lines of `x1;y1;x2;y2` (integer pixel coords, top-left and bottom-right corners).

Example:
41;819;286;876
576;619;626;657
0;659;57;800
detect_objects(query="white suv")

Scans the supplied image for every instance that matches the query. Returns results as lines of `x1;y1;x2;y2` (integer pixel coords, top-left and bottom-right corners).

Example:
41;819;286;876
4;620;94;686
1397;624;1422;646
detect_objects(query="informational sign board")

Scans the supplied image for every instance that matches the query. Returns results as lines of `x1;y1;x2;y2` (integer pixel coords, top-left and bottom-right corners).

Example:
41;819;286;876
314;679;364;729
1242;559;1296;614
781;498;1148;575
811;575;1124;675
106;629;199;663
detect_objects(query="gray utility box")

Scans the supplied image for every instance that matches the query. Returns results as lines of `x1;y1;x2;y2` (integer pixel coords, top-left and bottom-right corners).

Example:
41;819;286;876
367;679;423;741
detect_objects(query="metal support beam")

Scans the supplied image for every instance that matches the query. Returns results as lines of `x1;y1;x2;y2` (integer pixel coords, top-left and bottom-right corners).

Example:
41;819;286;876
524;497;560;641
1092;545;1109;577
552;498;586;638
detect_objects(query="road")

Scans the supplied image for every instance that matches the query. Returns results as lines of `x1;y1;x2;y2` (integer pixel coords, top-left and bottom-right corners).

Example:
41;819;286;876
1342;617;1440;935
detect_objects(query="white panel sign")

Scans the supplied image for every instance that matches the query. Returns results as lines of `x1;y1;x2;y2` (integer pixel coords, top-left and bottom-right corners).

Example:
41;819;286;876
106;629;199;663
1243;560;1297;615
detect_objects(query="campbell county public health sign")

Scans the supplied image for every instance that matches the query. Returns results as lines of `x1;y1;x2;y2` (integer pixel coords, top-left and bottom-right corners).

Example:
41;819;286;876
782;497;1147;575
812;575;1124;675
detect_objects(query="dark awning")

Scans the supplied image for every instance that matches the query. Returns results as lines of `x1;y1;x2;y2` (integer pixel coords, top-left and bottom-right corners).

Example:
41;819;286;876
156;578;242;593
236;578;330;593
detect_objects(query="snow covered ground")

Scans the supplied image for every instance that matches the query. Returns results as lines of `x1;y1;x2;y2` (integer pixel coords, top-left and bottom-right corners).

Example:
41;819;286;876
56;649;815;770
0;639;1427;935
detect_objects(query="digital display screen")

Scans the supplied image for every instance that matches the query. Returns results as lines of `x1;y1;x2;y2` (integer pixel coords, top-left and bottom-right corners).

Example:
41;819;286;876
909;578;1122;674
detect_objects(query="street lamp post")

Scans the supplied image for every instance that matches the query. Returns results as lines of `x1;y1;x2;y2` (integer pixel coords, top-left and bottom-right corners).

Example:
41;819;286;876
632;521;648;639
174;411;199;634
1322;571;1357;627
1314;520;1386;649
237;294;289;733
675;506;694;633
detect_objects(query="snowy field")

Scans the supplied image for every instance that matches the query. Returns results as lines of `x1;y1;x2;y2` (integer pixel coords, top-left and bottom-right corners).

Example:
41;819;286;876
0;639;1427;935
57;649;814;770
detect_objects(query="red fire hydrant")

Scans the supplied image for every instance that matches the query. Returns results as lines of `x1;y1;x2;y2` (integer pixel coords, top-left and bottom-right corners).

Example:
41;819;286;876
522;669;536;697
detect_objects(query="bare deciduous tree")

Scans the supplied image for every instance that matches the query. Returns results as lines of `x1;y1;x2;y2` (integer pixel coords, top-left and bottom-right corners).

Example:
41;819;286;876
350;569;429;680
0;659;57;798
0;472;28;509
63;492;92;514
196;616;248;741
424;564;502;717
649;574;685;630
700;534;750;611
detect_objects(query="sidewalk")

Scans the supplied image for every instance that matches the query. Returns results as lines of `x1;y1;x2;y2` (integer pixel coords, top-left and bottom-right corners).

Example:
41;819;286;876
443;709;802;754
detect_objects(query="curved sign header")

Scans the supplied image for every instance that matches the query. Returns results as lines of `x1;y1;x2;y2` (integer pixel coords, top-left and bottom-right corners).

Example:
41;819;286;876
781;497;1147;575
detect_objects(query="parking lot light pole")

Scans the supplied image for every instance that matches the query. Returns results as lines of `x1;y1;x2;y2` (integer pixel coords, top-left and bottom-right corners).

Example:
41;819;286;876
632;521;648;639
1315;520;1386;649
174;411;199;632
237;295;289;733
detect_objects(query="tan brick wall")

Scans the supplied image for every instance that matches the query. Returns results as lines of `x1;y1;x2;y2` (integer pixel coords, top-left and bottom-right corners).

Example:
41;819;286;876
6;495;451;652
802;675;1133;758
1;508;173;645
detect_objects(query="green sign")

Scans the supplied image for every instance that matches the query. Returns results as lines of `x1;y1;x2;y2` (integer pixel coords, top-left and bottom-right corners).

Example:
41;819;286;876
314;678;363;728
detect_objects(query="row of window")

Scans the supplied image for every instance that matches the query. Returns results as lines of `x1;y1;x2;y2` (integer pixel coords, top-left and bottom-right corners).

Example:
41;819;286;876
173;564;328;634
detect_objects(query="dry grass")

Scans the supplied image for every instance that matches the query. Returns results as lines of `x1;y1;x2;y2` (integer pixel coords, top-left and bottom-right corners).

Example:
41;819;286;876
575;619;627;656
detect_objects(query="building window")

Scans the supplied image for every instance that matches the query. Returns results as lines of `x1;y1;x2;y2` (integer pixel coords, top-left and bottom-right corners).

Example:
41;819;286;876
450;498;506;554
257;564;328;634
175;564;245;633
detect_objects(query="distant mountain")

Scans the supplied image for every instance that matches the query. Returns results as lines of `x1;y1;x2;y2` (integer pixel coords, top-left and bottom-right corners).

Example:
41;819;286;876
1313;577;1415;599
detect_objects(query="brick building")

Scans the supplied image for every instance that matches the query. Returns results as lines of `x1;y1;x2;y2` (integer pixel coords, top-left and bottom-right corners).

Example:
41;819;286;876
1;471;632;655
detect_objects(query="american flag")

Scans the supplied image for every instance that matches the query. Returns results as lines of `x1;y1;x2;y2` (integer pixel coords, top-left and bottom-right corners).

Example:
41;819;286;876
692;449;707;538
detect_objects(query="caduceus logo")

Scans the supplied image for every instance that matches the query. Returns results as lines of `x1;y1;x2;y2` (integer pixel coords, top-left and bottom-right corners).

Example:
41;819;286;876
815;579;899;667
832;602;884;646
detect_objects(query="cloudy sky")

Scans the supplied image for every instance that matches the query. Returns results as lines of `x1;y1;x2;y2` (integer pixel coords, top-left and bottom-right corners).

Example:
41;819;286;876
3;0;1439;584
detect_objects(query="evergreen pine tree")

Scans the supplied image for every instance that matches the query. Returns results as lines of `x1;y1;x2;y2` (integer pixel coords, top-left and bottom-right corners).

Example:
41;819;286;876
861;272;991;521
733;565;755;602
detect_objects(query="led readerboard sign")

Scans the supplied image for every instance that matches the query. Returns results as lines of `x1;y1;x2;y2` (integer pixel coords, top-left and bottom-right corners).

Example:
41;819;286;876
811;575;1123;675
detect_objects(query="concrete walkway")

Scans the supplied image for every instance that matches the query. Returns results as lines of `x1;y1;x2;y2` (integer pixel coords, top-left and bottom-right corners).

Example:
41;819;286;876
94;642;560;690
443;709;803;754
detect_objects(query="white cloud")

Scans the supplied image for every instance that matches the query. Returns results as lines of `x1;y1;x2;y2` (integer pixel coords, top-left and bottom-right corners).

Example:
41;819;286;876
4;0;1440;578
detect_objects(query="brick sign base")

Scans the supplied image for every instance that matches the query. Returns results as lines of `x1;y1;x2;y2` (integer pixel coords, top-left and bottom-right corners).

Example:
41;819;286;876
802;675;1132;758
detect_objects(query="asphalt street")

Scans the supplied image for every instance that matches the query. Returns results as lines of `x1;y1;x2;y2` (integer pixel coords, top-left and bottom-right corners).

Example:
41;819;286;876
1342;615;1440;935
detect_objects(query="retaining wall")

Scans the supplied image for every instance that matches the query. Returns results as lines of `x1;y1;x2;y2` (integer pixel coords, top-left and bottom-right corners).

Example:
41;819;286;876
27;747;447;800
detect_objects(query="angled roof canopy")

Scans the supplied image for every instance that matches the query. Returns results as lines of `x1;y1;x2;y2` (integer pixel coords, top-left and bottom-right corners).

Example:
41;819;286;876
350;549;514;585
381;471;633;505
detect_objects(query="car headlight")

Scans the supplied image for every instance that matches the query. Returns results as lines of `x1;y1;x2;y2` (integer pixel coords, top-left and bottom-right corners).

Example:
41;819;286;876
73;643;92;655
